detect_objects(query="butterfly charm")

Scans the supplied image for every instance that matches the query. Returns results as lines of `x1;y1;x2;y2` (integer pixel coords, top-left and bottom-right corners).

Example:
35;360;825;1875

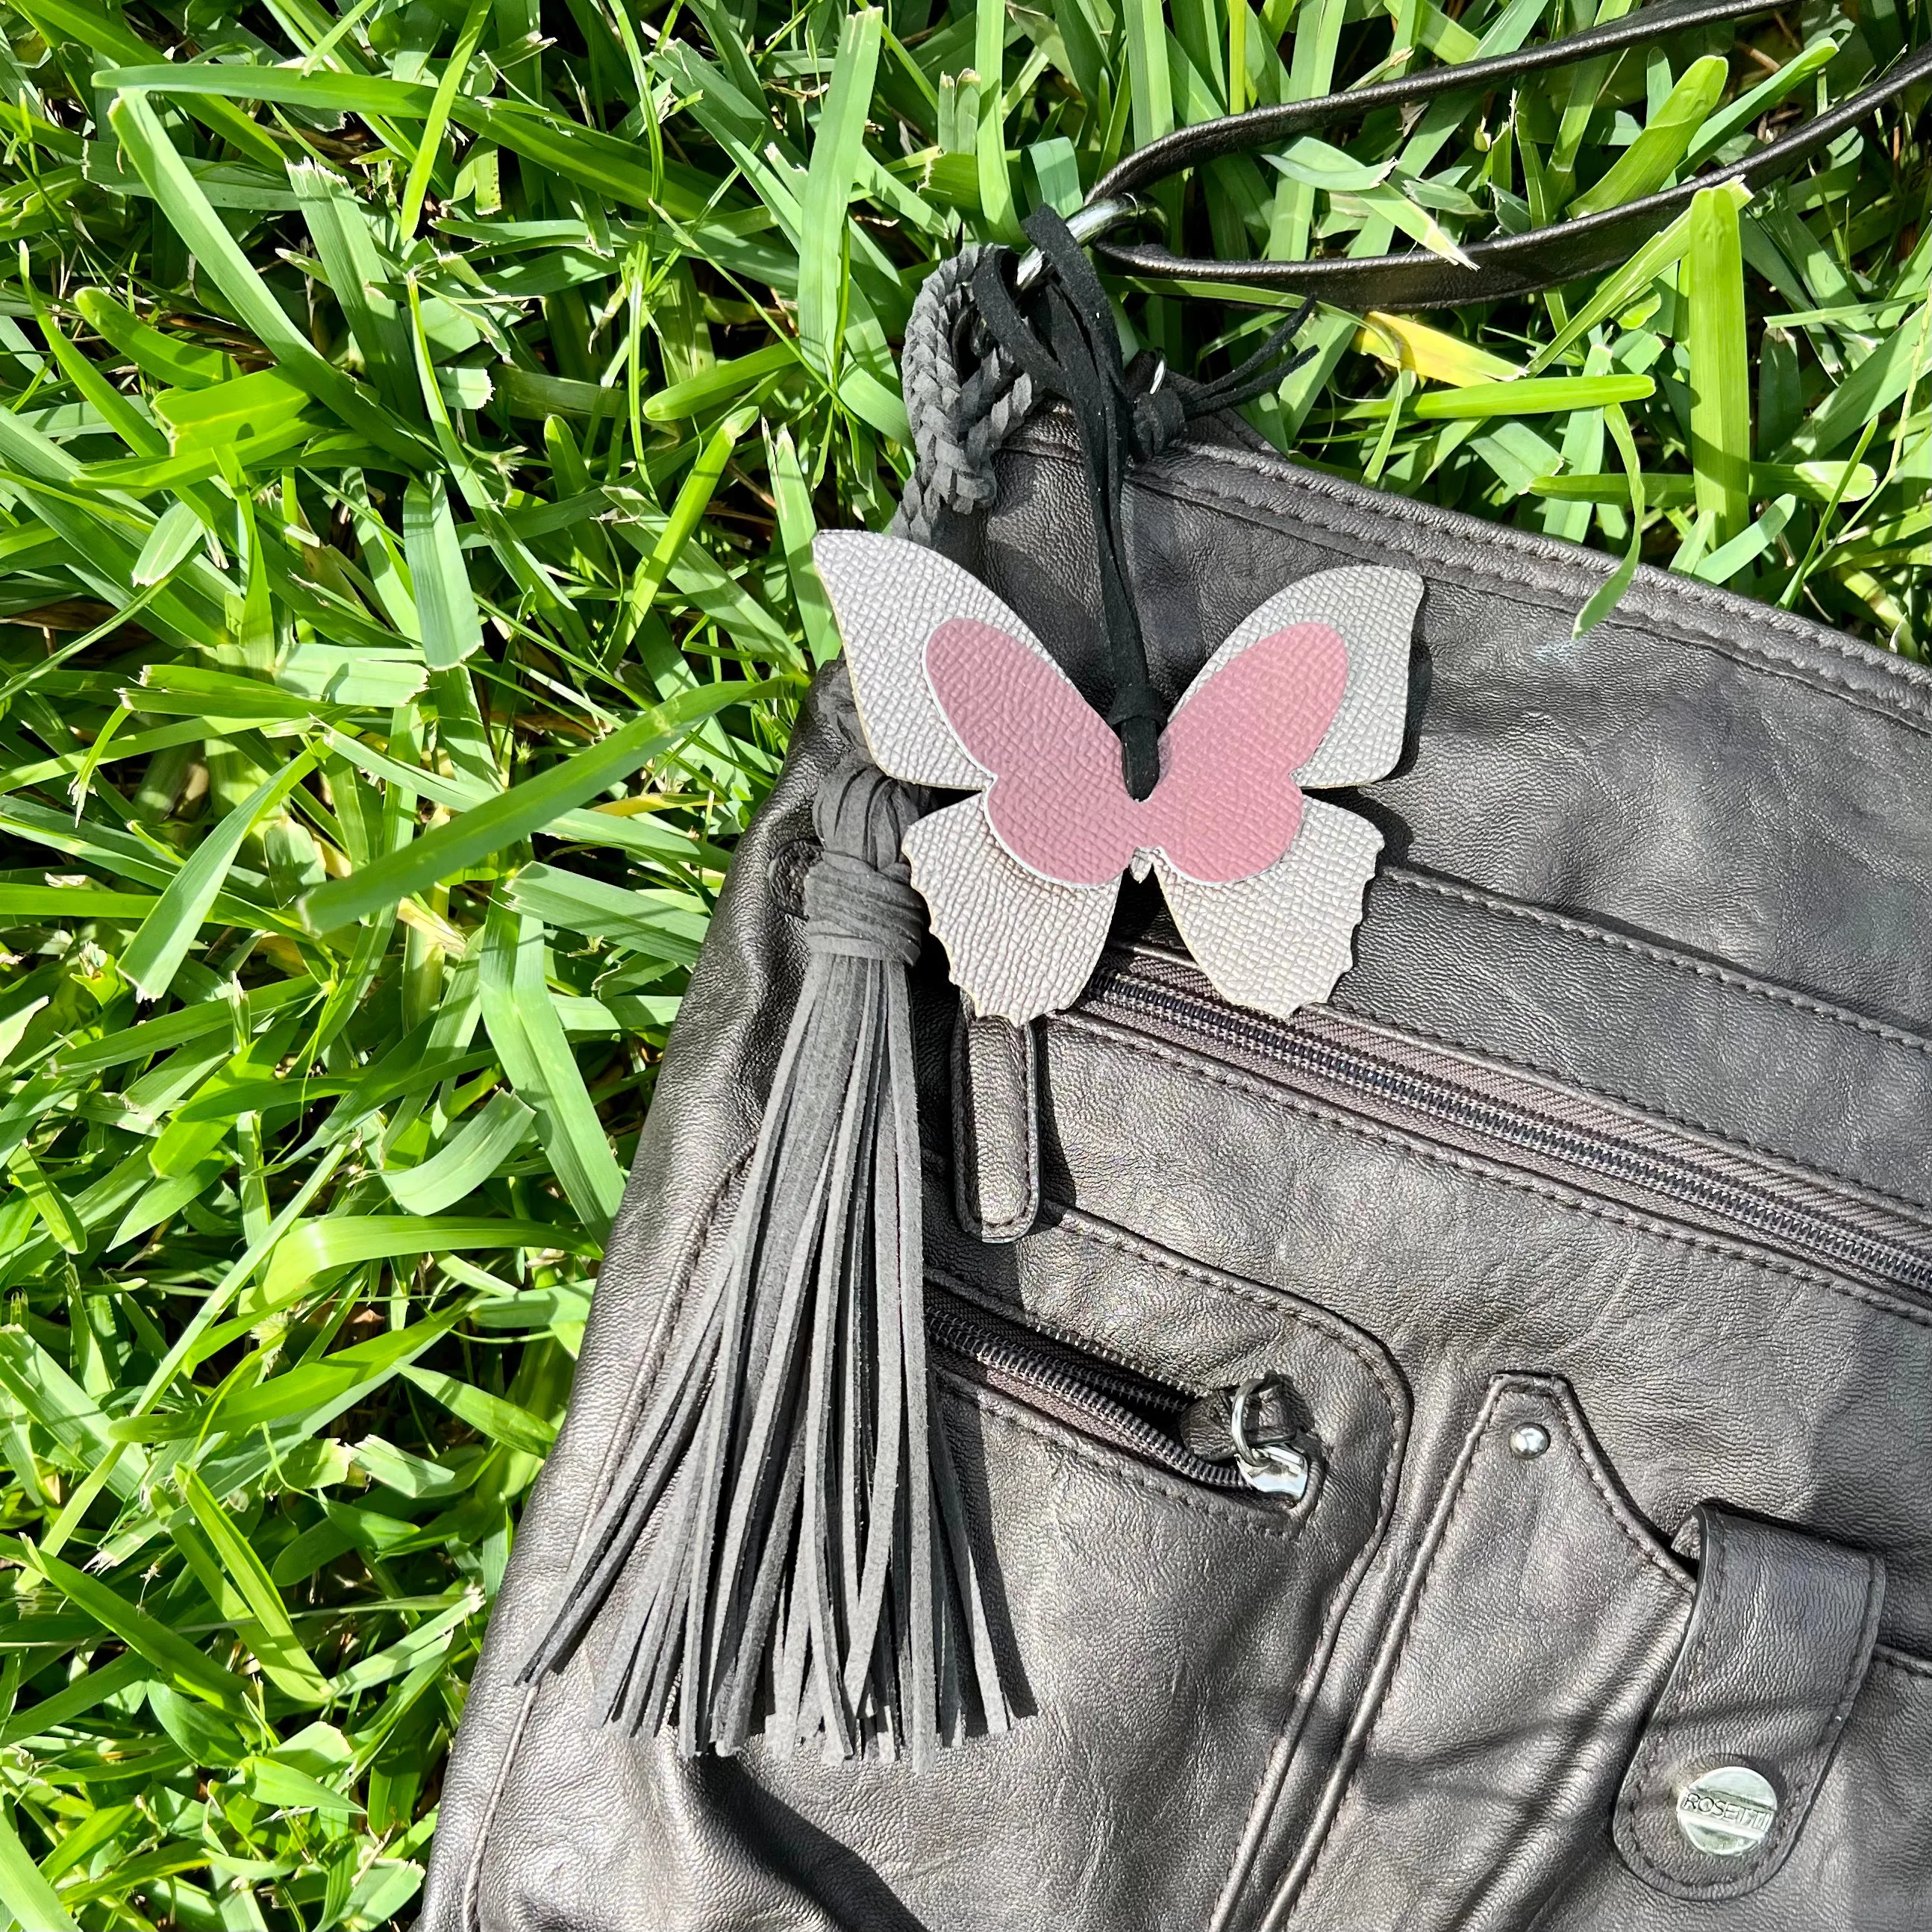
813;531;1422;1027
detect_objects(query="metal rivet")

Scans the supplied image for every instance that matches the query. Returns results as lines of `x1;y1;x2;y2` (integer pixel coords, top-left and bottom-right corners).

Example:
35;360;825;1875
1677;1766;1779;1857
1509;1422;1551;1459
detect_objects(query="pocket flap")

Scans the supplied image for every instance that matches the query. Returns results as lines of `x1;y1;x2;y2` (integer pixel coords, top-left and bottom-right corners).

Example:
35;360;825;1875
1278;1375;1693;1931
1614;1502;1885;1901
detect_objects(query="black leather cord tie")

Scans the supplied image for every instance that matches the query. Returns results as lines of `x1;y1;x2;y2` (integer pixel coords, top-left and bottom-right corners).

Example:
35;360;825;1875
519;754;1015;1766
972;209;1313;800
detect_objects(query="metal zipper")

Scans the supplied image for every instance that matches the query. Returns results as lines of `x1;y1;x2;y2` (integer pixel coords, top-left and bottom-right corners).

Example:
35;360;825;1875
928;1290;1310;1498
1080;948;1932;1297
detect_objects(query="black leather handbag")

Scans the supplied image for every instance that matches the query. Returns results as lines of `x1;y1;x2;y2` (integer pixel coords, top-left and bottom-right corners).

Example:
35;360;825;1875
420;10;1932;1928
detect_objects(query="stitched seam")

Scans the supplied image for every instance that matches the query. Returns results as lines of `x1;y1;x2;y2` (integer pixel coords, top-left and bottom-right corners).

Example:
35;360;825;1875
1872;1642;1932;1679
1382;872;1932;1061
1617;1543;1884;1895
1278;1407;1495;1925
949;1011;983;1242
1057;1014;1932;1335
1745;1551;1888;1880
1020;1216;1413;1932
455;1151;751;1932
1213;1487;1389;1932
1288;1378;1681;1925
1538;1381;1689;1589
1047;1210;1408;1497
1816;1557;1887;1758
1044;1200;1417;1878
1007;431;1932;725
951;1017;1043;1241
938;1369;1307;1537
1335;981;1932;1219
1616;1515;1731;1886
1021;1019;1042;1233
943;1211;1403;1932
1130;925;1932;1224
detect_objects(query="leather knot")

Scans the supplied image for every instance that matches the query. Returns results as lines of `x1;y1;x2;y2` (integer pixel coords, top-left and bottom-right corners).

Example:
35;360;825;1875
1130;382;1187;460
805;755;926;966
804;851;925;966
814;755;919;868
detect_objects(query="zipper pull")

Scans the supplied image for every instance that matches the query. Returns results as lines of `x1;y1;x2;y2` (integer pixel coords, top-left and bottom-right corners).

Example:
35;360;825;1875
1178;1378;1316;1499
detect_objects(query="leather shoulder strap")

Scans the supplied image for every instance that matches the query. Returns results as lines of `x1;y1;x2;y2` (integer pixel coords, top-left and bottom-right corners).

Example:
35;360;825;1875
1087;0;1932;311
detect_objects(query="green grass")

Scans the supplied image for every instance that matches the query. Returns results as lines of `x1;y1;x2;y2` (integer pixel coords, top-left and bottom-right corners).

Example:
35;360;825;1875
0;0;1923;1922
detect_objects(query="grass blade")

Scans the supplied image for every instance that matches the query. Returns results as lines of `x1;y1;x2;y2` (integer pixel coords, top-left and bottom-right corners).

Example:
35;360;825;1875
122;753;319;1001
302;676;782;931
1686;184;1751;546
1569;54;1727;219
404;477;484;669
0;1801;81;1932
799;7;883;375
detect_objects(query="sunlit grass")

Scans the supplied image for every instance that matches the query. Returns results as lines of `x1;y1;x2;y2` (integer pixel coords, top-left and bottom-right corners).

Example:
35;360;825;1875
0;0;1923;1922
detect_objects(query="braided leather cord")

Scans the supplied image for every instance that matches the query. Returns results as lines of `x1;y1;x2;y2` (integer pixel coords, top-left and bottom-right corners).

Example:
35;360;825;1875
892;246;1035;545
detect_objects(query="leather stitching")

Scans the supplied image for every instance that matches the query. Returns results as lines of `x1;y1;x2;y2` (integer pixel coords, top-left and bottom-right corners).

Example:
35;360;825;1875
1045;1207;1410;1486
1381;871;1932;1062
1613;1531;1881;1898
1059;1013;1932;1335
950;1013;1042;1242
1534;1379;1689;1589
1033;1201;1416;1878
1128;925;1932;1225
1614;1514;1734;1889
1281;1376;1679;1925
1335;981;1932;1219
950;1010;982;1240
1013;1214;1416;1932
1019;1022;1041;1233
1275;1436;1489;1926
1010;431;1932;726
1872;1641;1932;1678
1213;1428;1402;1932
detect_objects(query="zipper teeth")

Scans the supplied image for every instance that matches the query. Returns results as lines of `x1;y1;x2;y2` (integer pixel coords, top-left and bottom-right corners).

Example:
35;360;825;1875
1090;962;1932;1295
927;1301;1245;1490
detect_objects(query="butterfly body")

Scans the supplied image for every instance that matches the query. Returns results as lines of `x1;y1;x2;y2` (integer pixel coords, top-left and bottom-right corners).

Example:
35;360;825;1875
816;531;1422;1026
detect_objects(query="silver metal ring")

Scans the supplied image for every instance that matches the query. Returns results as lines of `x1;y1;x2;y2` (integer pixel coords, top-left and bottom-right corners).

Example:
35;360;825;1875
1228;1378;1267;1465
1013;196;1149;292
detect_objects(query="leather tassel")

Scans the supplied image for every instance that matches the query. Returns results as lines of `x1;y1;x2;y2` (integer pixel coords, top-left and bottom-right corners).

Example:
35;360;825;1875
522;755;1013;1763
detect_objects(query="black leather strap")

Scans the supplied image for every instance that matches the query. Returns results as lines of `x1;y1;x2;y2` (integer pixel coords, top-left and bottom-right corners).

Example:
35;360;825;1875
1090;0;1932;310
951;1009;1040;1244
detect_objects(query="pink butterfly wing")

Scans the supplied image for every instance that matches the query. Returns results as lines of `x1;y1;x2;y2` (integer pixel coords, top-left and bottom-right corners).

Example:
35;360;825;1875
1151;622;1349;883
925;619;1136;887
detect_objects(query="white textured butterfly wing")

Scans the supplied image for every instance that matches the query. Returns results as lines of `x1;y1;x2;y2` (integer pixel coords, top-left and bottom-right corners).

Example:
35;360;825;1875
1179;565;1422;790
815;530;1032;790
816;528;1119;1023
1157;800;1384;1023
904;799;1119;1024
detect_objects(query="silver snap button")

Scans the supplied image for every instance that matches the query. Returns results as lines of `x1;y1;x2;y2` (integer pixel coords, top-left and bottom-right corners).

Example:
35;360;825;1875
1676;1766;1778;1857
1509;1423;1550;1459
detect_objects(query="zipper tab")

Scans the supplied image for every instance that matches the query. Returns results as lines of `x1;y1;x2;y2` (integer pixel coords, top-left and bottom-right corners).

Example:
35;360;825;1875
1230;1380;1314;1498
928;1289;1315;1501
1178;1379;1316;1498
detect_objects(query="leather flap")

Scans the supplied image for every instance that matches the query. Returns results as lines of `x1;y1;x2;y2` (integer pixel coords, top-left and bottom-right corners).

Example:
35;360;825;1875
951;1010;1040;1242
1613;1501;1884;1901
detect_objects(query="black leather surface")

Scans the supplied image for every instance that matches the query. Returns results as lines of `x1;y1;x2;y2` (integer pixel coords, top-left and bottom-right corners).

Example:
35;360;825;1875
420;425;1932;1930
